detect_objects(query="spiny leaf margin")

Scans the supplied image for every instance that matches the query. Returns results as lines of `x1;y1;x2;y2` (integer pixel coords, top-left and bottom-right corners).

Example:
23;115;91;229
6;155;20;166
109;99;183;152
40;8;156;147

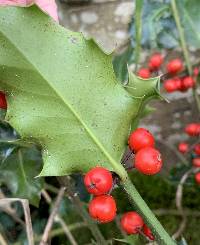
0;6;161;180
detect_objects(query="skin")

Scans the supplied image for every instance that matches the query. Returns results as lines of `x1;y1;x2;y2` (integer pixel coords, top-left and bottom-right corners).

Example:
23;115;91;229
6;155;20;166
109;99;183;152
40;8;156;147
0;0;58;22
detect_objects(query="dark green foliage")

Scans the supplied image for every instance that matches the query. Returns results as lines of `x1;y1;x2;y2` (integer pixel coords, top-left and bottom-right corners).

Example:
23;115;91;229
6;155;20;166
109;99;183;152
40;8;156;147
113;46;133;82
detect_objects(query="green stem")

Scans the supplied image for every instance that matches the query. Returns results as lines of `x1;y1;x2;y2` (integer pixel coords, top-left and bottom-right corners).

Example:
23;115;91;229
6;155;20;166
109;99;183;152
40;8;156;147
170;0;192;75
122;177;177;245
134;0;143;72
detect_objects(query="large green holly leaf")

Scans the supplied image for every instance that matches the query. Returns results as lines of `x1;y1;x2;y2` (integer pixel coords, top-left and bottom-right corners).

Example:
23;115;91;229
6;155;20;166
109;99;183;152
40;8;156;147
0;147;43;206
0;6;160;179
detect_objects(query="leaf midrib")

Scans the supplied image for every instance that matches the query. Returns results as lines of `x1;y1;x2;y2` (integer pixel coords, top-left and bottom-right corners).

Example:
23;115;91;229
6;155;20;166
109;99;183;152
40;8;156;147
0;29;127;178
18;149;28;186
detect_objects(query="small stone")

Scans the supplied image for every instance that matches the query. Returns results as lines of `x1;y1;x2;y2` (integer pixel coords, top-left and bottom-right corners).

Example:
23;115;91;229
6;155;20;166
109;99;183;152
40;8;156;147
114;2;135;24
80;12;99;25
71;14;78;24
115;30;127;40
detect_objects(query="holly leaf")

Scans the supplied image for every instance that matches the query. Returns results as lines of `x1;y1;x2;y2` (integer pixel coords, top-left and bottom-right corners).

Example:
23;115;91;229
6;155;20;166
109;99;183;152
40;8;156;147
0;147;43;206
129;0;178;49
126;71;160;99
0;6;161;179
177;0;200;49
125;70;161;130
129;0;200;50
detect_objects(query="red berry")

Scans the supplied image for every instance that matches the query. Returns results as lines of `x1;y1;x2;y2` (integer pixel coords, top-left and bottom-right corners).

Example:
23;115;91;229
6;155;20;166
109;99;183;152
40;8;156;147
135;147;162;175
179;78;189;92
143;224;155;241
178;142;189;154
193;67;199;76
174;78;182;90
138;68;151;79
192;158;200;167
89;195;117;223
148;53;163;71
194;144;200;155
166;58;183;74
164;79;177;93
84;167;113;196
121;211;144;234
182;76;195;89
0;91;7;109
185;123;200;136
128;128;155;152
195;172;200;184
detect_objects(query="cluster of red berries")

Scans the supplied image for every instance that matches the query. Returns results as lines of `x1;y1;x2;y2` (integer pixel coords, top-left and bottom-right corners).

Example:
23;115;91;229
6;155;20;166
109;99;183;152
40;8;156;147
83;127;162;240
84;167;116;223
177;123;200;184
128;128;163;175
178;123;200;153
137;53;198;93
164;71;196;93
137;53;163;79
84;167;154;240
0;91;7;109
84;166;116;223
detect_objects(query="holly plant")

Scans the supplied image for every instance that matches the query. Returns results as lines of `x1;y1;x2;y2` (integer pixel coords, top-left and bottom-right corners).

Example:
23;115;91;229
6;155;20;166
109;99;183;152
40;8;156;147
0;1;199;245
